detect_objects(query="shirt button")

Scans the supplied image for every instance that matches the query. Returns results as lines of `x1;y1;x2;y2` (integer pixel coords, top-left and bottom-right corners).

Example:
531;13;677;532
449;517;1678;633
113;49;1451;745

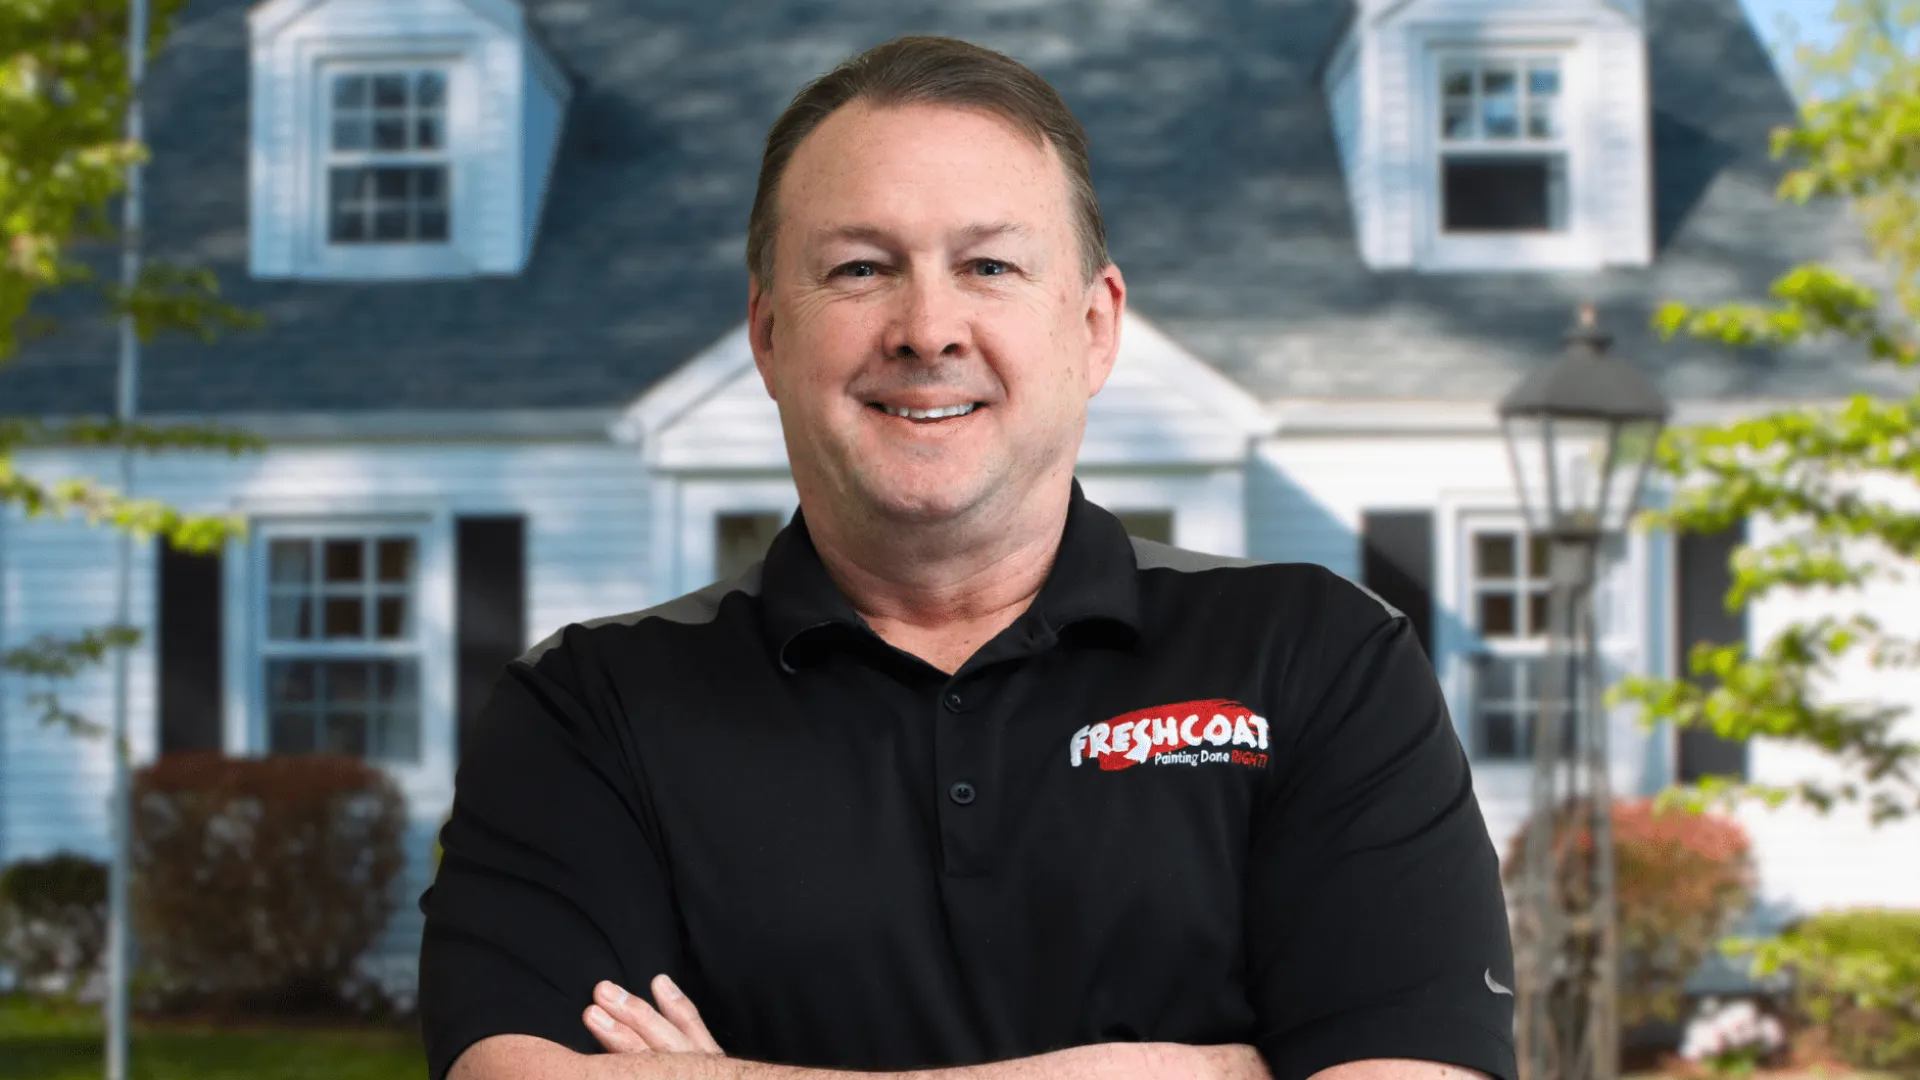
944;692;964;712
948;781;977;806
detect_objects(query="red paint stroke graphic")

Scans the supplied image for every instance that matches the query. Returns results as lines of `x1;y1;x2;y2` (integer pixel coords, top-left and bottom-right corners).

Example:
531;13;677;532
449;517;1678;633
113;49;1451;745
1070;698;1272;771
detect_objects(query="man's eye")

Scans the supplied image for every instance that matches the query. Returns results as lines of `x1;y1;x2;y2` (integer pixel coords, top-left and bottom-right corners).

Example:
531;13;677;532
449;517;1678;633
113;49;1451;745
972;260;1010;276
833;262;879;279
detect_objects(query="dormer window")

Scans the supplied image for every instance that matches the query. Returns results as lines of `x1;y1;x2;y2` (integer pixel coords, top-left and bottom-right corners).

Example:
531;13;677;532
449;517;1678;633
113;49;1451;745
325;68;452;245
1321;0;1652;272
248;0;573;282
1437;56;1568;235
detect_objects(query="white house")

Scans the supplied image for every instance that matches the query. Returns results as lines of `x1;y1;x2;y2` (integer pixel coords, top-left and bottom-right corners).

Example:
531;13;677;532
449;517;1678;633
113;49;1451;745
2;0;1914;997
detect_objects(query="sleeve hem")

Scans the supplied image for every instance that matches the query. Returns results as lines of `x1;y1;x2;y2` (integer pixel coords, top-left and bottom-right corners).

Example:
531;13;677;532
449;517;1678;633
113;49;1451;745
1257;1006;1517;1080
428;1014;598;1080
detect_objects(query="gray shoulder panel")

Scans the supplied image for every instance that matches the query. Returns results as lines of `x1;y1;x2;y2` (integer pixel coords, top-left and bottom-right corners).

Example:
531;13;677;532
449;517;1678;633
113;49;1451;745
1127;537;1263;573
519;561;764;665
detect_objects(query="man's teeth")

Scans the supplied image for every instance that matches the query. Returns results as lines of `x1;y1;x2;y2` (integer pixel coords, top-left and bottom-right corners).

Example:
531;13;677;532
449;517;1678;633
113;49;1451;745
880;403;978;419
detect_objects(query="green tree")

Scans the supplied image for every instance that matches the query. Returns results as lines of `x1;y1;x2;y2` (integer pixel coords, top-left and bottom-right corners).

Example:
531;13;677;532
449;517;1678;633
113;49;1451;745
1615;0;1920;827
1;0;260;729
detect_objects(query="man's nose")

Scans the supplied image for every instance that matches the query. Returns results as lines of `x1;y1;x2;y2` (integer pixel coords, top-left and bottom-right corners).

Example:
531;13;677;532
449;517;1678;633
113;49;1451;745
882;271;971;361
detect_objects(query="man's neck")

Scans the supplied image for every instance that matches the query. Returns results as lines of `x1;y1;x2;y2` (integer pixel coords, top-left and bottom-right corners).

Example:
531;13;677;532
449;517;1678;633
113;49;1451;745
803;483;1071;674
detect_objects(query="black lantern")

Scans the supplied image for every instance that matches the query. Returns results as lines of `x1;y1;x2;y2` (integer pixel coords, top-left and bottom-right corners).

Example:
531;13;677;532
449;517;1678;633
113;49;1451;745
1497;306;1671;542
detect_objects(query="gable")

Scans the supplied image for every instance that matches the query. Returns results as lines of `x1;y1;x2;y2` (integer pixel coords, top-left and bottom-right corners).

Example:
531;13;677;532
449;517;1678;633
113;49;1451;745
615;315;1274;471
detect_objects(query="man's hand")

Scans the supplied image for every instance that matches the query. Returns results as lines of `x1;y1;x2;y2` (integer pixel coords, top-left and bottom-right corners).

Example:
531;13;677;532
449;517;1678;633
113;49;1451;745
582;974;725;1056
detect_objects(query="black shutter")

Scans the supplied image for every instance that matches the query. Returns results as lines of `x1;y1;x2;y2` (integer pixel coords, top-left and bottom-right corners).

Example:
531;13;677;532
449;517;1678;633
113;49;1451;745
156;540;223;753
1677;523;1749;782
1361;510;1435;661
456;516;526;768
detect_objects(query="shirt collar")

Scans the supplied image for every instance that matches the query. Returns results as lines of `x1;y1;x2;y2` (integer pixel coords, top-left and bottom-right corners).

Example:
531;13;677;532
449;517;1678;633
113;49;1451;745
759;479;1143;672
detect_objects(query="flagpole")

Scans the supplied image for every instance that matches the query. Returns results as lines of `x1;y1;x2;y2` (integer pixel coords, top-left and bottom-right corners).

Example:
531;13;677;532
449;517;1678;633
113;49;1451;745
107;0;149;1076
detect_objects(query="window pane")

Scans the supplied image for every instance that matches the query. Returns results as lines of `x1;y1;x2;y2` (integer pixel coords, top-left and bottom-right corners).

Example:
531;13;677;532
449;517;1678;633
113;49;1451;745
329;662;370;705
1442;155;1566;232
1480;709;1522;760
267;660;317;705
414;167;443;202
1528;64;1561;97
1443;101;1474;140
320;709;369;756
1441;65;1473;98
1529;535;1551;578
376;539;414;583
332;74;367;109
267;596;311;641
1479;593;1516;636
416;70;446;108
373;169;410;201
374;208;410;241
271;709;317;754
1479;656;1517;702
1527;99;1559;140
1528;590;1551;637
328;168;367;242
268;540;311;585
324;539;365;583
416;116;443;150
376;596;409;639
715;512;787;583
1115;511;1174;545
323;597;365;639
373;117;408;151
374;709;421;763
1475;534;1516;578
331;118;369;151
418;207;450;242
1480;66;1519;139
373;74;408;108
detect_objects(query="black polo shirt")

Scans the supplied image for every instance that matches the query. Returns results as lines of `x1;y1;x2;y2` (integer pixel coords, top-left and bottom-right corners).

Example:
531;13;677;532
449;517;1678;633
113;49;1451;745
419;482;1516;1080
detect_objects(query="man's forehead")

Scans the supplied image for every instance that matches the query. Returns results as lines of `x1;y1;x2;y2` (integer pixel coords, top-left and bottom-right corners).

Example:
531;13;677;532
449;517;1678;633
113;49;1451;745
801;220;1040;248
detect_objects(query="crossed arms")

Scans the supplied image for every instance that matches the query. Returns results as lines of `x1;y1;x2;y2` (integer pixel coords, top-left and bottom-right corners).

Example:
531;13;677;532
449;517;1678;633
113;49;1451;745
449;972;1485;1080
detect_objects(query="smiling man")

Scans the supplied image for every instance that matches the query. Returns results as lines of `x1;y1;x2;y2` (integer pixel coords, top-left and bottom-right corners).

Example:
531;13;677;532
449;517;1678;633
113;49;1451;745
419;35;1517;1080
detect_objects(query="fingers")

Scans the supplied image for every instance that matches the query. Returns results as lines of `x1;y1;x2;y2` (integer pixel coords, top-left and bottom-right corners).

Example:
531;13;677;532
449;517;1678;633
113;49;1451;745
582;1001;651;1054
651;974;724;1055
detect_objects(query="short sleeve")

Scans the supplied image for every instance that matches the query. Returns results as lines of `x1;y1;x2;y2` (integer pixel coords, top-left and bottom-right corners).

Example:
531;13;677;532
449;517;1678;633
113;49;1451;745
418;641;683;1080
1246;601;1517;1080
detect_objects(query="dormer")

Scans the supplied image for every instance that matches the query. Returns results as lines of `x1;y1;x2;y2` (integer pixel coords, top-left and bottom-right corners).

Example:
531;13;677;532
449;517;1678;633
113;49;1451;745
1323;0;1653;272
248;0;571;281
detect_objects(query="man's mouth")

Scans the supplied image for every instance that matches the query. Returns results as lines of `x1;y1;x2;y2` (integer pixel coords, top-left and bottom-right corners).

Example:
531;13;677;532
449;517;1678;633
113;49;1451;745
868;402;983;421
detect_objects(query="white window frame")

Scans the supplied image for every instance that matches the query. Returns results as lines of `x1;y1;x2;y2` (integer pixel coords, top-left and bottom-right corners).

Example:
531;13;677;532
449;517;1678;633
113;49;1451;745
289;36;481;280
223;509;455;805
1460;516;1558;765
1411;30;1603;272
319;63;454;250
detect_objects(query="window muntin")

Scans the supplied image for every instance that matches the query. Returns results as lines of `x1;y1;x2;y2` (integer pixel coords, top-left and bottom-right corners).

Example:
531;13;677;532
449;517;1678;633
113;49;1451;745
1468;527;1557;762
1437;56;1568;234
260;532;424;763
325;68;451;245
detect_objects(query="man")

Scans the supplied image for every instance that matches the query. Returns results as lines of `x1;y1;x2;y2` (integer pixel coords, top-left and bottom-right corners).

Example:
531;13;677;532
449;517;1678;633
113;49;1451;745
420;34;1516;1080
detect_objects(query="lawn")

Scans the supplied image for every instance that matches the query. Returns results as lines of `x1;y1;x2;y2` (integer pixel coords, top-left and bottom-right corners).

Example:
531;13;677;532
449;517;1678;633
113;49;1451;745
0;994;426;1080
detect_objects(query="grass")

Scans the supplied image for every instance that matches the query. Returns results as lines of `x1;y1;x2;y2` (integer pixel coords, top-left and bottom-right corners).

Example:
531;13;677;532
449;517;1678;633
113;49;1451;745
0;994;426;1080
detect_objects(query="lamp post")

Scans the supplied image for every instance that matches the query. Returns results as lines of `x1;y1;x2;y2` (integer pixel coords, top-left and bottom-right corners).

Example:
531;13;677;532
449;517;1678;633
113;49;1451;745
1499;306;1669;1080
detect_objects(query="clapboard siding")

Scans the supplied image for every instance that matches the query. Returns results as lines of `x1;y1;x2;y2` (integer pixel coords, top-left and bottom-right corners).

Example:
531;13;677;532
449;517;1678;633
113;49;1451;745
0;440;649;987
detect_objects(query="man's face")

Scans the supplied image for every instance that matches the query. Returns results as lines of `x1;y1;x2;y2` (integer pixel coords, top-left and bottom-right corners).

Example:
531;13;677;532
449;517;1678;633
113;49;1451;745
748;100;1124;529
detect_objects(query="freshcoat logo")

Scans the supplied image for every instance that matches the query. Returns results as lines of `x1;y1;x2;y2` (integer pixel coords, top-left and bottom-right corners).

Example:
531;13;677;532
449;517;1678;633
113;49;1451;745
1070;699;1271;772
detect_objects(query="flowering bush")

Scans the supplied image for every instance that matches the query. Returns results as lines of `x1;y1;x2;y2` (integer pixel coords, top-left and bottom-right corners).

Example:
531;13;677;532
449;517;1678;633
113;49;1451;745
1505;797;1757;1031
0;852;107;994
1680;997;1786;1077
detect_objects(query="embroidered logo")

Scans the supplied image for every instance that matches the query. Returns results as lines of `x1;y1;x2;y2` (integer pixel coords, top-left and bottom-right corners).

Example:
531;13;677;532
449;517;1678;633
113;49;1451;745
1070;699;1270;771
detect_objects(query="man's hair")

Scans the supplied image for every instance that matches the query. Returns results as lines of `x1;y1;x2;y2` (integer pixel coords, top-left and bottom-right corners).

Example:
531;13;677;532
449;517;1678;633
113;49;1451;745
746;35;1109;291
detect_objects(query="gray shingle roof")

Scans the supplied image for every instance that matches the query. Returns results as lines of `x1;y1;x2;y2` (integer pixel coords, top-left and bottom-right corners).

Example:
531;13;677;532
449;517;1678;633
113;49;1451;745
0;0;1901;419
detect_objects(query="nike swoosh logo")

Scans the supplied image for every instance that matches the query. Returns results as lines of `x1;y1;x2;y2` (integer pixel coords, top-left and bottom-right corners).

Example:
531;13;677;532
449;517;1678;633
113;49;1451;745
1485;969;1513;996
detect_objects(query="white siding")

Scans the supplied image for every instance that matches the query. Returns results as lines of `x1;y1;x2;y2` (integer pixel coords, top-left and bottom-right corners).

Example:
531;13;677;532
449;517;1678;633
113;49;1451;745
1595;25;1655;265
0;440;649;980
520;43;568;261
1249;431;1662;862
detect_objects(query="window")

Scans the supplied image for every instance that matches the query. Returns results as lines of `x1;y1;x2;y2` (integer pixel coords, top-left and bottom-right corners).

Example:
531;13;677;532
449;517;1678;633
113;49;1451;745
1114;511;1174;545
325;68;450;245
259;531;424;763
715;512;787;583
1466;528;1563;762
1437;56;1567;234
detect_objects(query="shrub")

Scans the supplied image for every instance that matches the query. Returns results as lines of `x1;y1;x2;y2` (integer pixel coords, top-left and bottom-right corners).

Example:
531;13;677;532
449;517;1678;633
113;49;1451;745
0;852;107;993
1738;908;1920;1077
130;752;407;1019
1504;797;1757;1031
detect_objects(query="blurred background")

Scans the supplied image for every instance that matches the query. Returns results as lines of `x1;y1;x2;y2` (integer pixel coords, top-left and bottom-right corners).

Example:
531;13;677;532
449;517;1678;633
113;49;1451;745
0;1;1915;1078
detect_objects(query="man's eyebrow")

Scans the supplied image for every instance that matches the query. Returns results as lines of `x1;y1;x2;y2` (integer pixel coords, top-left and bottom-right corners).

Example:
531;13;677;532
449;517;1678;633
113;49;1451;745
803;222;1036;249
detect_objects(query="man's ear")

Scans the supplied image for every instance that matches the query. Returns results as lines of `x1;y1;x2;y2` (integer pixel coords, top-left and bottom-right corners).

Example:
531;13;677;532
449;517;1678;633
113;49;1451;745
747;277;778;400
1083;263;1126;398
